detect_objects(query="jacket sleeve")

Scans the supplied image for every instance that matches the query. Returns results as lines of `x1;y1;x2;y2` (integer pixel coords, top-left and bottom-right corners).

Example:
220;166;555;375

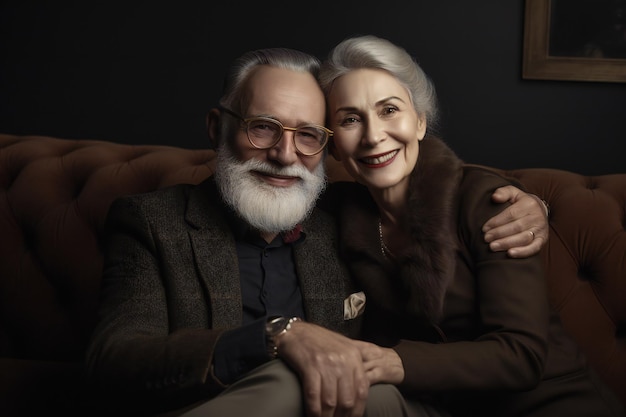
396;168;549;394
84;192;229;411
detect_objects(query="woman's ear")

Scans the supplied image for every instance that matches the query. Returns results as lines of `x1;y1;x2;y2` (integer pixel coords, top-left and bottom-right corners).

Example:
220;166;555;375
328;138;342;161
417;115;427;141
206;108;221;149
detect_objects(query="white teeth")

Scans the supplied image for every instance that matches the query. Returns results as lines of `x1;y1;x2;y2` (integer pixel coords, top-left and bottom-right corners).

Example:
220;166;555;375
362;150;398;165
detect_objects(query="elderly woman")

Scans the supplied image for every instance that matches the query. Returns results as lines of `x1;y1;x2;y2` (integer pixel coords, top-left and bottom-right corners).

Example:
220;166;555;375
318;35;624;417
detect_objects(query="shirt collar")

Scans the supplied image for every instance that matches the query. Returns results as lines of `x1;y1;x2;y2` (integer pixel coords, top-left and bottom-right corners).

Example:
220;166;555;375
224;206;305;245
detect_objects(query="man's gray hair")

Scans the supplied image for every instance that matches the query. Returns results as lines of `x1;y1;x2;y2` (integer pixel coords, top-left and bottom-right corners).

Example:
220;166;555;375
217;48;322;148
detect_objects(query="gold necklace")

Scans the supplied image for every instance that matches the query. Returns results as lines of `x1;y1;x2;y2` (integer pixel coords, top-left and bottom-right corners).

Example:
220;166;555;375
378;218;394;259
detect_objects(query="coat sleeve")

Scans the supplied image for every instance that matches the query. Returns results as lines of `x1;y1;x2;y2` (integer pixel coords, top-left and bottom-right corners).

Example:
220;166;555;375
396;167;549;394
84;190;228;412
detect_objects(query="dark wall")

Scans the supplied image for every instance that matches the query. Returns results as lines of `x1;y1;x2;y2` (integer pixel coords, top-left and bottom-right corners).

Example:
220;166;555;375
1;1;624;175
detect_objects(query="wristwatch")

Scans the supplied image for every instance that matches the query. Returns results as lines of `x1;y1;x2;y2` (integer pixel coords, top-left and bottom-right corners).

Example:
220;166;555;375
265;316;300;359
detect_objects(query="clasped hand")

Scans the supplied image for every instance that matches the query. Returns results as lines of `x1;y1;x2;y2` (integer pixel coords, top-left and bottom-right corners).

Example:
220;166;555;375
277;320;403;417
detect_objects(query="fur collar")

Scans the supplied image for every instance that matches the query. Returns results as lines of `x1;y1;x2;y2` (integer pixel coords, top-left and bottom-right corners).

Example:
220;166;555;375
400;136;463;322
339;136;463;324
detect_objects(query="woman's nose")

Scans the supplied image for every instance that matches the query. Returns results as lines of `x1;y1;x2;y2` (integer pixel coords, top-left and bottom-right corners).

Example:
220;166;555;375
361;119;386;147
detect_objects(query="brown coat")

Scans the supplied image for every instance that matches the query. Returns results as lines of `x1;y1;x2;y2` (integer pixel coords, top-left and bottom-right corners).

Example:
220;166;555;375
323;137;624;417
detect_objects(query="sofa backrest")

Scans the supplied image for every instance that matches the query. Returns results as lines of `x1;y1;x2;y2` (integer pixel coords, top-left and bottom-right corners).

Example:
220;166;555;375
1;133;624;404
0;134;215;360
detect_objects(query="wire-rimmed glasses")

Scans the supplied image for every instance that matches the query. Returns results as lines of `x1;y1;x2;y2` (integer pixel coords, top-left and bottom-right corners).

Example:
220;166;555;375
220;106;332;156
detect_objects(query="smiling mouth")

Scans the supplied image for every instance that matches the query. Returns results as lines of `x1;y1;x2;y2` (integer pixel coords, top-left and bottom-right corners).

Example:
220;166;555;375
253;171;297;180
360;150;398;166
251;170;300;187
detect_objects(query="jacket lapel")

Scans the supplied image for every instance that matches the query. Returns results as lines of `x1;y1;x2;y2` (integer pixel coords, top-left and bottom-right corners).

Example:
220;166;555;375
185;180;243;329
295;209;354;334
181;180;357;335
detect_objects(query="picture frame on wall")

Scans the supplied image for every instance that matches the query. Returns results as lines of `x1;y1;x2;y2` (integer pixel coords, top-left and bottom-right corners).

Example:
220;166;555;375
522;0;626;83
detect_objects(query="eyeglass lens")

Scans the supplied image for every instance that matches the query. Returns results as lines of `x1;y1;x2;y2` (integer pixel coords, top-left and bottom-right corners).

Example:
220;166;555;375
247;119;327;154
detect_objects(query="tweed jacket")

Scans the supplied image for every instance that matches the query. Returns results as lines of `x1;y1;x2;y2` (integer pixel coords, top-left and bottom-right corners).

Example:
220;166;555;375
322;137;623;417
85;177;360;412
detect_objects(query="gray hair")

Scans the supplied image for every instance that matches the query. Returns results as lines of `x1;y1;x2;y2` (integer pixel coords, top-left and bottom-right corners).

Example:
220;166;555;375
217;48;322;147
319;35;439;131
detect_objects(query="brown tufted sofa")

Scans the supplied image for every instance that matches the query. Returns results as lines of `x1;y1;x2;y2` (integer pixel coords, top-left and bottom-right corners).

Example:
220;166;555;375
1;133;625;415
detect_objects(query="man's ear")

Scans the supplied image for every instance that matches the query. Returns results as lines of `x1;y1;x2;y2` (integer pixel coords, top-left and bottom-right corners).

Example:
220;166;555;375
206;108;221;149
328;138;342;161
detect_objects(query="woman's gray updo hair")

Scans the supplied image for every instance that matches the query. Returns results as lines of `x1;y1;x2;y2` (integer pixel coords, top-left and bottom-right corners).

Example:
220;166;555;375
319;35;439;131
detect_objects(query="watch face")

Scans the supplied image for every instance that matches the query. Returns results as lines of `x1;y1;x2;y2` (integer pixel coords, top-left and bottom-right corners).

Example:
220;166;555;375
266;316;289;336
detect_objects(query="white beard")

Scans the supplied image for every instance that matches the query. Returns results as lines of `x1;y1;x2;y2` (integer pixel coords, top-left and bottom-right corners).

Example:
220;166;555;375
215;144;327;234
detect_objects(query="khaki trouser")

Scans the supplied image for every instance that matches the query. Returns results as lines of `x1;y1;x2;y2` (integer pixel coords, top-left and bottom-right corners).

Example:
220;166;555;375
179;360;448;417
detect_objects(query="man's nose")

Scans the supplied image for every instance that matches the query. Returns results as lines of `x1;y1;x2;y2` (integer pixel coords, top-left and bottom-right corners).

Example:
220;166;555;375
267;131;299;165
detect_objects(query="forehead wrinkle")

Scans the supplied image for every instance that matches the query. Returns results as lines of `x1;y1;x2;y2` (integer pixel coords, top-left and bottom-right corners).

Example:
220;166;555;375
333;95;407;115
376;95;407;106
244;66;325;125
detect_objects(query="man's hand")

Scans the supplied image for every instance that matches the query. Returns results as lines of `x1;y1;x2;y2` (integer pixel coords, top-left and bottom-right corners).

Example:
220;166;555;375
277;320;370;417
483;185;549;258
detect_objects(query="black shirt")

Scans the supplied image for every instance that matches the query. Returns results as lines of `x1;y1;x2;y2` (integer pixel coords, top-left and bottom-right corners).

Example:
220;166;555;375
212;211;305;383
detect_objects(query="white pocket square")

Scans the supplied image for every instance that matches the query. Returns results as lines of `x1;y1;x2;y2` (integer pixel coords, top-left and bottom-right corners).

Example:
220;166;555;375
344;291;366;320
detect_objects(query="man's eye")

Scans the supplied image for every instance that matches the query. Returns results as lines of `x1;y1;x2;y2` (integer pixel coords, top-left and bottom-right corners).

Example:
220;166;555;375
255;123;273;130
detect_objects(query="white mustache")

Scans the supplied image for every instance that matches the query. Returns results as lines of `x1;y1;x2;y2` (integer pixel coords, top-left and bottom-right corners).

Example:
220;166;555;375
244;158;312;179
215;144;327;234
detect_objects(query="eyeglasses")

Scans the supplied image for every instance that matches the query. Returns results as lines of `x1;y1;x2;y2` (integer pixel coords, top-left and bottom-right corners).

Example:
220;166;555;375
219;106;333;156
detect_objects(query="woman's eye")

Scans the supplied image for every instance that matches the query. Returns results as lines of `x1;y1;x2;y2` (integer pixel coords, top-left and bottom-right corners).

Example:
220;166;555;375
382;106;397;116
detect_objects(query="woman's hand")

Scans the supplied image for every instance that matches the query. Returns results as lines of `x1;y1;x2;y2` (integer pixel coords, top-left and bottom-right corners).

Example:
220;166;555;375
350;340;404;386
